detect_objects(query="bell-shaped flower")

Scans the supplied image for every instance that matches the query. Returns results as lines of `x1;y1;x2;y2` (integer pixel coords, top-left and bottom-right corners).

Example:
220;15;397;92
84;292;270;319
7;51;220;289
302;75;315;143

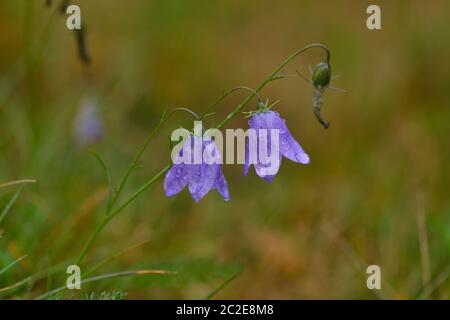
164;134;229;202
244;109;310;182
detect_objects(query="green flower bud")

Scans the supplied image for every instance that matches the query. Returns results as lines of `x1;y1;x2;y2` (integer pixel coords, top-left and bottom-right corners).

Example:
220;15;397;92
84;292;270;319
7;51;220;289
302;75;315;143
312;62;331;88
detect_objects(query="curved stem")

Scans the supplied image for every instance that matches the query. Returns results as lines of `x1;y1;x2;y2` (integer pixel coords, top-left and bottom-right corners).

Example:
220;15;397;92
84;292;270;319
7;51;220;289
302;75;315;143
201;86;263;120
216;43;330;129
107;106;198;214
107;111;168;214
76;43;330;265
169;107;201;120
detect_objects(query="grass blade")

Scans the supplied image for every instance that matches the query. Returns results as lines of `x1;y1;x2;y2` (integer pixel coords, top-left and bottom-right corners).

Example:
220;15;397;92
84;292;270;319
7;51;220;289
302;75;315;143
205;270;241;300
0;260;70;297
0;179;36;189
0;255;27;277
35;269;177;300
84;239;151;277
0;189;22;225
90;151;113;214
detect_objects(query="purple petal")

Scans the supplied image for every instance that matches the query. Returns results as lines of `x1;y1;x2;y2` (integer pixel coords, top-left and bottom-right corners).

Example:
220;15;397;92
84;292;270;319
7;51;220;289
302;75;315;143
164;164;191;197
214;169;230;201
203;139;222;165
254;156;281;182
243;141;250;176
245;111;283;180
259;111;309;164
188;163;220;202
166;136;230;202
280;132;310;164
248;111;276;130
278;119;310;164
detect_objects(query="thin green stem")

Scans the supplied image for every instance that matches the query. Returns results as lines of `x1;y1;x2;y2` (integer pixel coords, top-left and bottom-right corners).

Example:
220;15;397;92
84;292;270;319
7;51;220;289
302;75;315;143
201;86;263;119
0;255;27;277
0;189;22;225
0;259;69;297
171;107;201;120
109;165;171;221
76;217;109;265
76;165;170;265
84;240;151;277
107;107;199;213
107;112;167;213
77;106;203;264
205;270;241;300
217;43;330;129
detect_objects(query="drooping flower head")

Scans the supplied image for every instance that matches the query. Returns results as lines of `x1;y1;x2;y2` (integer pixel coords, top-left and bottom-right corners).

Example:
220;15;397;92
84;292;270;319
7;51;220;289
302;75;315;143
311;61;332;129
244;101;310;182
164;133;229;202
298;57;340;129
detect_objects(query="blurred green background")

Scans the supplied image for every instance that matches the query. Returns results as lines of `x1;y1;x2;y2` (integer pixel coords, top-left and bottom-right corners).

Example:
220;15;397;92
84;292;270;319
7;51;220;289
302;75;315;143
1;0;450;299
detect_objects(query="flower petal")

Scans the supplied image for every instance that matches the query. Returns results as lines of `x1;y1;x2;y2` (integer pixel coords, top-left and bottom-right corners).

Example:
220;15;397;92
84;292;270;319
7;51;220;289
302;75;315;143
254;156;281;182
243;140;250;176
262;110;309;164
279;120;310;164
214;169;230;201
188;163;220;202
248;111;277;130
246;111;283;180
164;164;191;197
165;135;230;202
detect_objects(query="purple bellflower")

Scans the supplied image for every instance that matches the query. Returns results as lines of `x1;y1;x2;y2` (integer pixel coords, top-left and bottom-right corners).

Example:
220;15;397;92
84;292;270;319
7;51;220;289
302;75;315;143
164;134;230;202
244;103;310;182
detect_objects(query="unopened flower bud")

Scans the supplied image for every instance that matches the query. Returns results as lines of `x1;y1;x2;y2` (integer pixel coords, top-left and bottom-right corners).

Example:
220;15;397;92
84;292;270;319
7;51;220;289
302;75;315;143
312;62;331;88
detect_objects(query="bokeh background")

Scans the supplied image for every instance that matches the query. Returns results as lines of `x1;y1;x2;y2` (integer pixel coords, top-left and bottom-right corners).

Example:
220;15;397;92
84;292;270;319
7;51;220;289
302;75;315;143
1;0;450;299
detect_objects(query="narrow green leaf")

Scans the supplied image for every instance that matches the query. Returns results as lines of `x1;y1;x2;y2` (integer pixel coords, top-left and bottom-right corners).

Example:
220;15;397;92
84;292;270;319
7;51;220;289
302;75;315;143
0;255;27;277
35;269;177;300
205;270;241;300
0;188;22;225
0;179;36;189
84;239;151;277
